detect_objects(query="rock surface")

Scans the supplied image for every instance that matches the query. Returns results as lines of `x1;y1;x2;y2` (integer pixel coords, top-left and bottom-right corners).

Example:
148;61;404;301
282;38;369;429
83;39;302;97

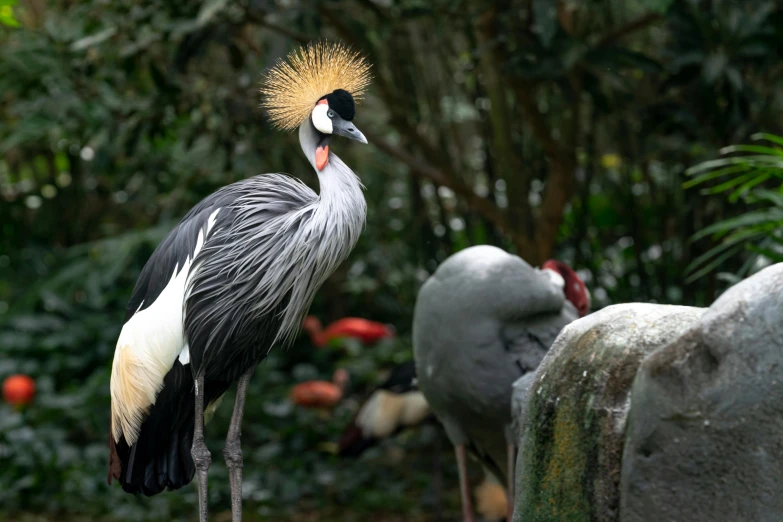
511;303;705;522
621;263;783;522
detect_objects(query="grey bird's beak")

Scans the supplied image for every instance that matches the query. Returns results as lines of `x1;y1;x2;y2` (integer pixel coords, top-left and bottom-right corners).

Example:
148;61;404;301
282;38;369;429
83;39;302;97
332;117;368;145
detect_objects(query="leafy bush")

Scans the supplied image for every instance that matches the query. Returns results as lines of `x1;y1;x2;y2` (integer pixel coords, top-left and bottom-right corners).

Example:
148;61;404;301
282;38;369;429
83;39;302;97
685;133;783;282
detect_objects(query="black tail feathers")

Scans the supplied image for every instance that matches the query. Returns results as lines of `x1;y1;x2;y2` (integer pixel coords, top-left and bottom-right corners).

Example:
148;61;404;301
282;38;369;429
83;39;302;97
120;425;196;496
109;362;197;496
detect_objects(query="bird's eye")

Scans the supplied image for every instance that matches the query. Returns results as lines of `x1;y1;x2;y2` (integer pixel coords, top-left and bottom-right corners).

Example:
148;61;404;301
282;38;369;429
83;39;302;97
327;110;335;118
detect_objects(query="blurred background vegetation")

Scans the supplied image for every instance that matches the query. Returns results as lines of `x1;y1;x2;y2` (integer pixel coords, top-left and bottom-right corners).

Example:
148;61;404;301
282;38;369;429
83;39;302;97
2;0;783;520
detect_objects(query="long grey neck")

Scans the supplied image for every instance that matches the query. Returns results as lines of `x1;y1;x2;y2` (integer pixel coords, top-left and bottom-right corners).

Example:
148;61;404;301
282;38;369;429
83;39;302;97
299;120;324;172
298;119;367;246
221;120;366;348
299;119;366;216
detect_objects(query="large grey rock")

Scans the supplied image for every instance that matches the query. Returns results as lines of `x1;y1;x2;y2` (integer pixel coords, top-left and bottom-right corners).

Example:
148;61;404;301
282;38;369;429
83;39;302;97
512;304;705;522
621;263;783;522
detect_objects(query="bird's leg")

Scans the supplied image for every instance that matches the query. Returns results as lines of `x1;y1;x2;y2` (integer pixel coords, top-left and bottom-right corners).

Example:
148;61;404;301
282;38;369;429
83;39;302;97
191;372;211;522
455;444;476;522
433;433;443;521
506;443;516;521
224;369;254;522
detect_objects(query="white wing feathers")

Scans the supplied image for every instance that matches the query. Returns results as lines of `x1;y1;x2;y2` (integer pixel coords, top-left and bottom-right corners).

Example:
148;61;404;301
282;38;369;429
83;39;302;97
110;209;220;444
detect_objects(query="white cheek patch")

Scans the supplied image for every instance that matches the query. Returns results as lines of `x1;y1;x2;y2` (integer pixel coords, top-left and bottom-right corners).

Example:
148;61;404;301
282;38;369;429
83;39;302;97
311;103;333;134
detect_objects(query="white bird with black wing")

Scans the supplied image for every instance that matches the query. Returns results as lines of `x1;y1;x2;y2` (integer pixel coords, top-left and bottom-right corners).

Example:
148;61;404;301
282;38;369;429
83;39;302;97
107;41;372;522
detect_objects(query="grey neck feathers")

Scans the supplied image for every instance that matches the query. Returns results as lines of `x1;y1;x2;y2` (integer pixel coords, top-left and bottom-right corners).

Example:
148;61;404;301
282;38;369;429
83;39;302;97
265;121;365;342
186;122;367;354
298;119;366;220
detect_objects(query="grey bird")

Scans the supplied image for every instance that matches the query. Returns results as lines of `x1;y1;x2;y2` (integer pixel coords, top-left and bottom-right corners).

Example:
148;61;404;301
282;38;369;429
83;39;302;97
107;42;372;522
336;360;514;521
413;245;591;522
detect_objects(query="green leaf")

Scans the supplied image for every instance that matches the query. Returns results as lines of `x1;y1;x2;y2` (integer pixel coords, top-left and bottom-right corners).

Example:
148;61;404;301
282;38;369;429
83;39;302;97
751;133;783;147
691;210;783;241
683;164;750;188
728;172;771;202
702;171;760;195
685;157;752;176
0;0;18;27
689;229;762;271
685;244;744;283
765;233;783;247
716;272;743;285
747;244;783;263
69;27;117;52
719;144;783;157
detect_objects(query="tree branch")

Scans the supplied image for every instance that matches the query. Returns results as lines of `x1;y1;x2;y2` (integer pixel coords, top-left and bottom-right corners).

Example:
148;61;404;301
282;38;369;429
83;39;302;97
510;78;564;160
365;129;524;246
533;67;583;261
475;5;534;243
243;11;310;44
596;13;662;48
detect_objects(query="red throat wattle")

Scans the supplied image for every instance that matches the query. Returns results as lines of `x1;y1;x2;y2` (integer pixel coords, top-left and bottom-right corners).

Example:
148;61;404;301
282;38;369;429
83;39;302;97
316;145;329;171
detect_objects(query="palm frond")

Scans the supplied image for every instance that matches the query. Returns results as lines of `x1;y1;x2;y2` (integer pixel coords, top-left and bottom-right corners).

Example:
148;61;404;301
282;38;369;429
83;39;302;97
685;133;783;280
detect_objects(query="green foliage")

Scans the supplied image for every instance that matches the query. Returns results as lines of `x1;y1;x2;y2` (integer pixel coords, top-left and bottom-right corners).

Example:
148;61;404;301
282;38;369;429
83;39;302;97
685;133;783;282
0;0;18;27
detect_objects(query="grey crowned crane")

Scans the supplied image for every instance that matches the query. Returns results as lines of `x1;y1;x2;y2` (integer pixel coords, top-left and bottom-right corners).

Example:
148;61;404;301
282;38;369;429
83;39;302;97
413;245;590;522
107;42;372;522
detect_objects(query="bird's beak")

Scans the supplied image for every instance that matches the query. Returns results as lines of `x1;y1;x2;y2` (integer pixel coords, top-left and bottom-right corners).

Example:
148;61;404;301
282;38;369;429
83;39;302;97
332;118;368;144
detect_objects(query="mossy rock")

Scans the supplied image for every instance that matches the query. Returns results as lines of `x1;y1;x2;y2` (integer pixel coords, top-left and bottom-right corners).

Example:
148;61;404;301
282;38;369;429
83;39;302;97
621;263;783;522
512;304;705;522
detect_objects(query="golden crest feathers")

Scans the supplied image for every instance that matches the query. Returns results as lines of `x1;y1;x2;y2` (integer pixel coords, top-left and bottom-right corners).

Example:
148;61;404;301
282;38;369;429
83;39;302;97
260;41;372;132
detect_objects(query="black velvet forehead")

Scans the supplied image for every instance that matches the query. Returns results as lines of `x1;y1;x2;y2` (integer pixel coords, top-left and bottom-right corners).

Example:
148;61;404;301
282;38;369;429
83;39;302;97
318;89;356;121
